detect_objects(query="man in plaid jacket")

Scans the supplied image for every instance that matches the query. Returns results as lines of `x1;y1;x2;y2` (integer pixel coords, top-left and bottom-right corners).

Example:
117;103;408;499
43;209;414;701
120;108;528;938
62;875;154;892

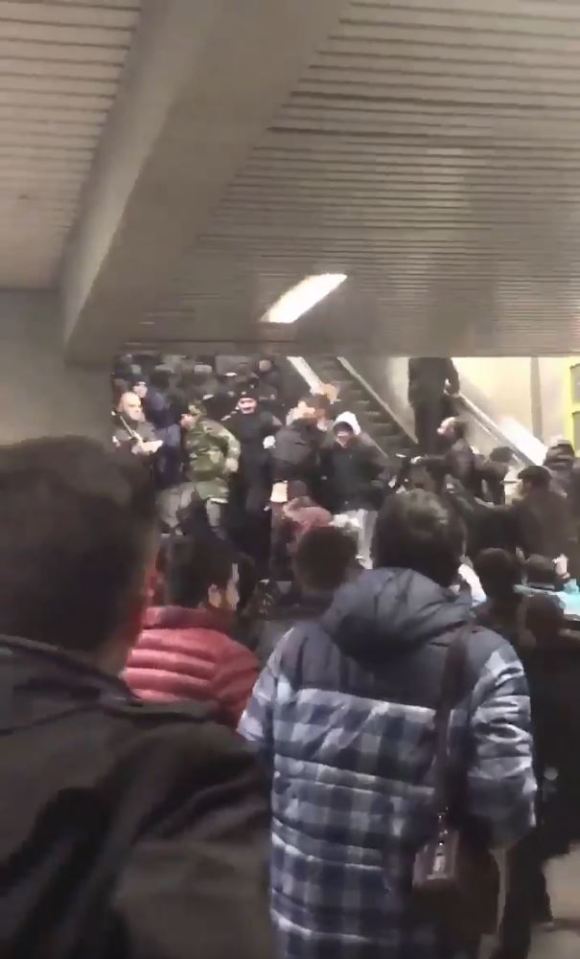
240;490;536;959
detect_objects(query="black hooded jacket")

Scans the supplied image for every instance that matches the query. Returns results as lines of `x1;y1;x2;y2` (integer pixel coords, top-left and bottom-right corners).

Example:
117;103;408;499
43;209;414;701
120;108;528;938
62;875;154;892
0;636;273;959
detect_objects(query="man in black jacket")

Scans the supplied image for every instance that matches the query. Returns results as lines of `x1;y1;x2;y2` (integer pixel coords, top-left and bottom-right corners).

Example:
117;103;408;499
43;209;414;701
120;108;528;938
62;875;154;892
272;394;331;501
224;392;281;569
436;416;479;495
408;356;460;453
511;465;576;563
0;437;273;959
325;418;390;566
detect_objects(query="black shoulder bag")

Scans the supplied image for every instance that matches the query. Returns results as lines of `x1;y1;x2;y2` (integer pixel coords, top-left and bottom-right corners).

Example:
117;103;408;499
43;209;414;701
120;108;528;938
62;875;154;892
412;627;500;944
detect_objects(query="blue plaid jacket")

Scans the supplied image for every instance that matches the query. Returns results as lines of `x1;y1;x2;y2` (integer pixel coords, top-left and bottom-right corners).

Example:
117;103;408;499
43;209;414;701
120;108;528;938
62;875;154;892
239;568;536;959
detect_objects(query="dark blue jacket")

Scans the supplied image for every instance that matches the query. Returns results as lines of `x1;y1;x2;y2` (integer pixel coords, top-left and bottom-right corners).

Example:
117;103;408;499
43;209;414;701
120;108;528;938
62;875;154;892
241;568;536;959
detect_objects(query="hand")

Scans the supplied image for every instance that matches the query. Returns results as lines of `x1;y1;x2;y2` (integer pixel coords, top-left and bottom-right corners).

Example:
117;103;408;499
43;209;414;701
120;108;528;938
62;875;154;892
141;440;163;455
321;383;339;404
225;457;239;474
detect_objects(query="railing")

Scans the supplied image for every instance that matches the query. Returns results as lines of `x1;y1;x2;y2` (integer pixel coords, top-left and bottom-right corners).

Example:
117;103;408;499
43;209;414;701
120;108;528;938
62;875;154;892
336;356;412;437
338;355;547;467
454;393;545;466
289;354;547;467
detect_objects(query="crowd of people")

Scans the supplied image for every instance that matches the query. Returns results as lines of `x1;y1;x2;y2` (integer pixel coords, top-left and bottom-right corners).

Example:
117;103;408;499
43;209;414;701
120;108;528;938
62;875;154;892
3;354;580;958
111;353;392;573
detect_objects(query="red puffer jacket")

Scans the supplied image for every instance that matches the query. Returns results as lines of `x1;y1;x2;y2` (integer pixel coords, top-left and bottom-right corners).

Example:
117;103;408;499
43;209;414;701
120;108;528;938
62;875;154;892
124;606;259;729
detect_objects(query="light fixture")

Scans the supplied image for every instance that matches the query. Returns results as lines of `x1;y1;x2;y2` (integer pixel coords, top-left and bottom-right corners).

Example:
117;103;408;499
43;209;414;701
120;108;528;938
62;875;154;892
261;273;347;325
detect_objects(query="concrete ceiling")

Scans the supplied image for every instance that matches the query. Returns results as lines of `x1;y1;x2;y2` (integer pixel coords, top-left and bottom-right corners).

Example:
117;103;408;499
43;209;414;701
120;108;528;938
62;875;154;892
36;1;580;357
0;0;141;287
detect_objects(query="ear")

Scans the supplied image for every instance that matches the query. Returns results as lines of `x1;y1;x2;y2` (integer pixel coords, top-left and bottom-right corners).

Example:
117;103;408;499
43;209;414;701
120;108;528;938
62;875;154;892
207;584;221;609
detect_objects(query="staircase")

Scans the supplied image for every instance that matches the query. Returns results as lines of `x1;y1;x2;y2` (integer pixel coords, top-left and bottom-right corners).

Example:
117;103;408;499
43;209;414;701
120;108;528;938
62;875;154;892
303;356;414;459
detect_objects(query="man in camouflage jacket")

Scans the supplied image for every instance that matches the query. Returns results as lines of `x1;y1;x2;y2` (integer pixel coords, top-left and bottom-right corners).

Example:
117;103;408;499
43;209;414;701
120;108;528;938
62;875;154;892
159;401;240;533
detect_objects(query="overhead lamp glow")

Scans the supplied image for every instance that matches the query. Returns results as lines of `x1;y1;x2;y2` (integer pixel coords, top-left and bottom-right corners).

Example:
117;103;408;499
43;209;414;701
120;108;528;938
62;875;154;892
261;273;347;325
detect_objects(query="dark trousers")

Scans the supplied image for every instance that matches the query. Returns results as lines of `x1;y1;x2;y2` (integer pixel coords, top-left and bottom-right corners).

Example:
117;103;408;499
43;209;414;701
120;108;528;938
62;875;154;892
413;398;444;453
228;481;271;575
492;833;547;959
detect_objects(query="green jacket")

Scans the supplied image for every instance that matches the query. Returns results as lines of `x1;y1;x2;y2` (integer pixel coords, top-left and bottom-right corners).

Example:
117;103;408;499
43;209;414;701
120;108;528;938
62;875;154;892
183;418;240;501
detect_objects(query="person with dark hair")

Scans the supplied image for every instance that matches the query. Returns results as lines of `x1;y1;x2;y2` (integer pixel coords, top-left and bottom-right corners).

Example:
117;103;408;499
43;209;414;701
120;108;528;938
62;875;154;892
270;494;333;581
132;376;149;401
272;394;331;501
544;437;580;504
0;437;273;959
252;526;358;661
140;366;184;489
241;489;536;959
224;392;281;569
249;357;283;417
159;399;240;533
523;554;563;591
474;548;575;959
294;524;358;593
408;356;460;453
474;549;562;650
325;417;390;567
436;416;479;493
182;400;240;511
125;535;259;727
511;465;576;562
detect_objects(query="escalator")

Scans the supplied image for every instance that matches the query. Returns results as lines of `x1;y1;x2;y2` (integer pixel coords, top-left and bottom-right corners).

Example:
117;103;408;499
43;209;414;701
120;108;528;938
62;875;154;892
287;354;546;469
286;356;414;459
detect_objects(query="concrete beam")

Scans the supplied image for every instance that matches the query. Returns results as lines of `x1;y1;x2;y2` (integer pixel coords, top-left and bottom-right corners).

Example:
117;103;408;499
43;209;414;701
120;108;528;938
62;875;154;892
61;0;345;363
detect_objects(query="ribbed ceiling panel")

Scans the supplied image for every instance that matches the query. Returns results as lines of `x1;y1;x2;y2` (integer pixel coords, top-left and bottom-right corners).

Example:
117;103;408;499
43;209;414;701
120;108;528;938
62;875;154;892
157;0;580;354
0;0;140;287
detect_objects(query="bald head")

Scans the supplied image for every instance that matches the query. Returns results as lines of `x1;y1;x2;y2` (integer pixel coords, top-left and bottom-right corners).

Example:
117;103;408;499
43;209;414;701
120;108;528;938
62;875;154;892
118;392;143;424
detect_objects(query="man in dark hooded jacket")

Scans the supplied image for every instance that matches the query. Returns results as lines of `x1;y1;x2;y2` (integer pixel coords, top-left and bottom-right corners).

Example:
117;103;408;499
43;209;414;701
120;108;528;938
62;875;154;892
510;465;576;562
544;438;580;520
0;437;273;959
240;489;536;959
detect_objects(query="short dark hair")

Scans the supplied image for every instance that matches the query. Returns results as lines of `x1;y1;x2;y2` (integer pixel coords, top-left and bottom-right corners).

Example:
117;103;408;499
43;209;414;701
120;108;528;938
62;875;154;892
0;438;156;653
519;465;551;490
489;446;514;465
474;548;521;600
524;554;560;589
165;535;234;607
293;527;357;592
373;490;465;587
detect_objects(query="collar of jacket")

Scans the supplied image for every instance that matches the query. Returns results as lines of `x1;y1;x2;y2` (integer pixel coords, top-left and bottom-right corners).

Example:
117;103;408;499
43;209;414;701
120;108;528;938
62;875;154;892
0;634;133;733
143;605;234;634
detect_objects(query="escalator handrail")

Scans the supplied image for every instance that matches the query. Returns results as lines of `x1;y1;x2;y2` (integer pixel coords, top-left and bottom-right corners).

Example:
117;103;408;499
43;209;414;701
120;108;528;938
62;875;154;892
454;393;546;466
337;357;545;467
287;356;388;458
290;355;546;467
336;356;412;438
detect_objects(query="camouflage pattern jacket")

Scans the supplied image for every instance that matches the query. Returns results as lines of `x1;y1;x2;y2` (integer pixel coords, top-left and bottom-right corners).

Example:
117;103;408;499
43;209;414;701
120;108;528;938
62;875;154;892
183;418;240;501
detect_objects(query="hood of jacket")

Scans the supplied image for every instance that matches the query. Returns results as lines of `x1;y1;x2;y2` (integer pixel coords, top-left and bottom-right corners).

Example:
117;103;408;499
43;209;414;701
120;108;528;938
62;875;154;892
322;567;471;663
334;411;362;435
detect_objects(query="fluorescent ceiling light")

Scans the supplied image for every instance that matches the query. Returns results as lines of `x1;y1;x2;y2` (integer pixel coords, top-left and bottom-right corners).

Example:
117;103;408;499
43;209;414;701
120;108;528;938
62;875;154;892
261;273;347;325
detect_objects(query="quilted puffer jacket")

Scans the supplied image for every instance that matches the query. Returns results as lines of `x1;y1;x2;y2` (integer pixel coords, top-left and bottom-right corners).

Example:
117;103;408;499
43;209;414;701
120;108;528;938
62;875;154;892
125;606;259;728
240;568;536;959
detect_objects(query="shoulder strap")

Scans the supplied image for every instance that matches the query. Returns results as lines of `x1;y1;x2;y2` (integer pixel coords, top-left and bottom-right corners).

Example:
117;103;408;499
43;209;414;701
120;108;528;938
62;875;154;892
432;624;471;817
